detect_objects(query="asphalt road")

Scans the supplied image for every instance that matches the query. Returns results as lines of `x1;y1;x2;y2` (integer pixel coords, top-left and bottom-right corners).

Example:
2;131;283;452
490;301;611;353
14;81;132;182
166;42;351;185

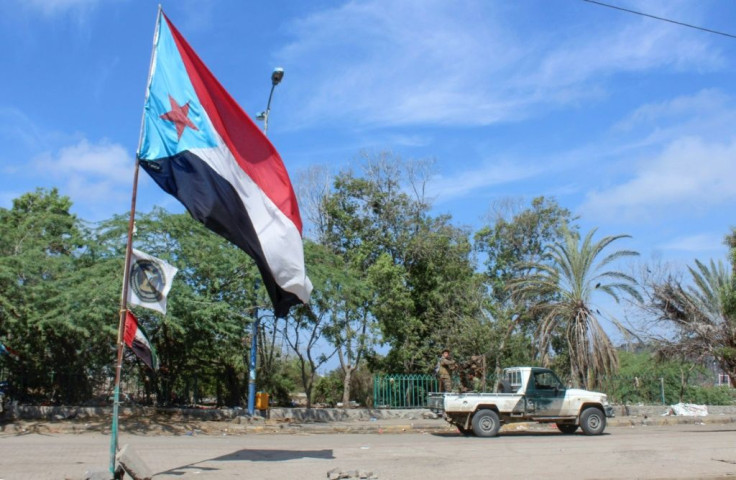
1;424;736;479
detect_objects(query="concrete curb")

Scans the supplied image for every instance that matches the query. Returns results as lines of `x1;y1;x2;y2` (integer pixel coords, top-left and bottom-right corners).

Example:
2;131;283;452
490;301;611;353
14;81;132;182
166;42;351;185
3;405;736;437
2;413;735;437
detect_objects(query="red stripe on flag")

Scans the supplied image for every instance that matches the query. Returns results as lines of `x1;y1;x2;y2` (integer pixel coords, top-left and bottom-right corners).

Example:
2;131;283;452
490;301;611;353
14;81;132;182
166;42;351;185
123;311;139;348
163;13;303;234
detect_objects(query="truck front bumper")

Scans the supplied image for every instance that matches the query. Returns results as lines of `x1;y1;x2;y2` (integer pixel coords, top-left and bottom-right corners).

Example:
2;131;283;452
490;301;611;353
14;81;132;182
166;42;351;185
604;405;615;418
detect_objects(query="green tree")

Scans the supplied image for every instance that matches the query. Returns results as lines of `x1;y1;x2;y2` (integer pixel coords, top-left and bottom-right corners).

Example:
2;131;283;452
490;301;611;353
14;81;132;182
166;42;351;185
604;350;733;405
474;197;576;383
726;227;736;276
306;242;376;408
509;228;642;389
96;207;263;406
0;188;117;403
646;256;736;387
282;307;337;409
475;197;576;307
321;153;480;373
295;165;379;405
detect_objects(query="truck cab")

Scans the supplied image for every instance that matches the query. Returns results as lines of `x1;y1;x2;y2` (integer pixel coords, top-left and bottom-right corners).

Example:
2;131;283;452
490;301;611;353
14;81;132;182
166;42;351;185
522;368;567;416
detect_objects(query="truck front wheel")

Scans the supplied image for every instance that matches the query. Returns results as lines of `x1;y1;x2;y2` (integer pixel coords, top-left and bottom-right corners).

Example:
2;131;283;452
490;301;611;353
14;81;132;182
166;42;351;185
472;409;501;437
579;407;606;435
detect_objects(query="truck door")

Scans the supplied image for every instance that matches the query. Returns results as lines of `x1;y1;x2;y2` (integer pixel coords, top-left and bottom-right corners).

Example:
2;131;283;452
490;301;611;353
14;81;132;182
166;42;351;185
526;370;565;416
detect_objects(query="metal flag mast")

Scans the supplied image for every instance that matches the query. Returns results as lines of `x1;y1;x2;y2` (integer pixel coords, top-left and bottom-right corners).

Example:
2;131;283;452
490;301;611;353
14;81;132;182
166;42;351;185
109;5;162;475
248;67;284;416
108;159;140;474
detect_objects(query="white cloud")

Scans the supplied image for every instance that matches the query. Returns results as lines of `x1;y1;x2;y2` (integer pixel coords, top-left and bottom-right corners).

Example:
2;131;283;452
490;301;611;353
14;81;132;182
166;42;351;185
580;136;736;222
277;0;721;129
658;233;727;253
21;0;102;16
613;89;732;132
32;138;135;212
0;107;50;164
528;11;721;91
429;159;542;203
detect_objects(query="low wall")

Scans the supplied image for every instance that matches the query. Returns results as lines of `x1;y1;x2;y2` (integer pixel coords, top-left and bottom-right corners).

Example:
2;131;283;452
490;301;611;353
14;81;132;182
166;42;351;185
3;404;736;422
612;404;736;418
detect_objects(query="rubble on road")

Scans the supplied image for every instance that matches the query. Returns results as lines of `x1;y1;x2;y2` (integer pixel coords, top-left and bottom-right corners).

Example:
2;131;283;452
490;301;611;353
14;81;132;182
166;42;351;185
327;467;378;479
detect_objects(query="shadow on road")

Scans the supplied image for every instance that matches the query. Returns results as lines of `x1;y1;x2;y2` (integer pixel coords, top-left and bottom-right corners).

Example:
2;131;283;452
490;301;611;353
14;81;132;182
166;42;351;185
679;428;736;434
159;447;335;475
430;430;612;438
210;448;335;462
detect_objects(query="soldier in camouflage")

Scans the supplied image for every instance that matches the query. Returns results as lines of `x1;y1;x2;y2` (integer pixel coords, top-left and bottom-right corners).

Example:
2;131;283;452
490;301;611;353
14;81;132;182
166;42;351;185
437;349;456;392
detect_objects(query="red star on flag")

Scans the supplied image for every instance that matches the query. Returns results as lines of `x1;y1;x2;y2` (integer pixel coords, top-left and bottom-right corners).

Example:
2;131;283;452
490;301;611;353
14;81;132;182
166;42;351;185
160;95;199;139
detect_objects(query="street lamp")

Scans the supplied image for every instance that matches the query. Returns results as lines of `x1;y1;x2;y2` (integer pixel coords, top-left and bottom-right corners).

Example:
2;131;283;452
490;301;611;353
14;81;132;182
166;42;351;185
248;68;284;416
255;67;284;136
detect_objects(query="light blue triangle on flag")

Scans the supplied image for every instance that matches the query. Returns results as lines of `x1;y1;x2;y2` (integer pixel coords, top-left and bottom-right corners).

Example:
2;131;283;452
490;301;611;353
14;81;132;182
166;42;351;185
138;15;217;161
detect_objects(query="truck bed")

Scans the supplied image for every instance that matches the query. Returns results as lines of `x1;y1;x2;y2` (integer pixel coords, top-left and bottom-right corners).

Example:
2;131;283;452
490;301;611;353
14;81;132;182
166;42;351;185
427;391;523;414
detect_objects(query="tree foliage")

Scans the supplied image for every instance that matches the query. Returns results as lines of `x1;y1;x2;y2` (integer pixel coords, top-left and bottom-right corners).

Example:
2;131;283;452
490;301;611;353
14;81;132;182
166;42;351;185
321;152;481;374
645;256;736;387
2;179;729;407
603;350;733;405
0;188;111;403
474;197;576;382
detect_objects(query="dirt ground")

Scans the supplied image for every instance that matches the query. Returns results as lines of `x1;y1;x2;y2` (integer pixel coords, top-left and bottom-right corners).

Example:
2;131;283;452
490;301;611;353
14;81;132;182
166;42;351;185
3;423;736;480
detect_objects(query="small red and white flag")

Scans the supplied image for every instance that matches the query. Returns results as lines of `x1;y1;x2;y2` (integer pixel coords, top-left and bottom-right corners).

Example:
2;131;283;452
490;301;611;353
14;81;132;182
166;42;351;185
124;311;158;370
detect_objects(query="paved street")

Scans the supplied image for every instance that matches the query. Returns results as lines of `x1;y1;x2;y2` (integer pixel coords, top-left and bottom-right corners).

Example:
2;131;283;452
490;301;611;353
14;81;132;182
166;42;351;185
1;423;736;479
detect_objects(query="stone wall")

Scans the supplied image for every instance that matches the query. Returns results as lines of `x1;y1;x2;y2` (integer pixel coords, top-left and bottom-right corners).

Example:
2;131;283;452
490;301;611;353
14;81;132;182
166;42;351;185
4;404;736;422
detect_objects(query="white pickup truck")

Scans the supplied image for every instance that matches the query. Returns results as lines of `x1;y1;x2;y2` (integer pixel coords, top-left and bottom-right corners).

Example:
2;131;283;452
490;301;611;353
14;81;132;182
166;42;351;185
427;366;614;437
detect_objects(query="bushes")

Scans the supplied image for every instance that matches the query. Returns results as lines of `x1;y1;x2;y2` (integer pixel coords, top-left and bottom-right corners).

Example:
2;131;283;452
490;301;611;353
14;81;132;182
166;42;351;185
600;351;734;405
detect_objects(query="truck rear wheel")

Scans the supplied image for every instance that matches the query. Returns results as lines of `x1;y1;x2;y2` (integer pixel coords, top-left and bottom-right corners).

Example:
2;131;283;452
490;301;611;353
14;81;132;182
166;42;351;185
471;409;501;437
579;407;606;435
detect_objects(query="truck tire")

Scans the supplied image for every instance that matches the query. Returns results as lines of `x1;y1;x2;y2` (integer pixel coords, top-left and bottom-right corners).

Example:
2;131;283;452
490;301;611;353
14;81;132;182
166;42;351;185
579;407;606;435
471;409;501;437
556;423;578;434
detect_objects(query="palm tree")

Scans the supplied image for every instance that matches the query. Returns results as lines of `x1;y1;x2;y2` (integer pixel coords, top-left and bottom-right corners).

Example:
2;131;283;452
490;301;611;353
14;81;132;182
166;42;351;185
649;258;736;386
509;228;642;389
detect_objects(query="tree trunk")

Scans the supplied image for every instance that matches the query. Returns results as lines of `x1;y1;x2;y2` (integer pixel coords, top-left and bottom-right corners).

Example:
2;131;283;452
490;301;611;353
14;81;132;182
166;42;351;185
494;319;516;392
341;367;353;409
305;379;313;409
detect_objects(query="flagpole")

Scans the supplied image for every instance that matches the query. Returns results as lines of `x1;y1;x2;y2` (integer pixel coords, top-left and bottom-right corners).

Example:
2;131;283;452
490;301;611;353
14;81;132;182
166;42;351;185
109;6;162;474
109;159;141;474
248;68;285;416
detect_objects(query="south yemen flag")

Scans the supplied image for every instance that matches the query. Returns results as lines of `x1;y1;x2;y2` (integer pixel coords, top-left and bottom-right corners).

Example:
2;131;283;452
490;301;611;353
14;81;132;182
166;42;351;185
137;10;312;318
124;311;158;371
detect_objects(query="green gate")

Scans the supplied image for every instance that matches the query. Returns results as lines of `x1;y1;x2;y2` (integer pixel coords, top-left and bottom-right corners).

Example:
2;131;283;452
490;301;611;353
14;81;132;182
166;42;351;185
373;374;438;409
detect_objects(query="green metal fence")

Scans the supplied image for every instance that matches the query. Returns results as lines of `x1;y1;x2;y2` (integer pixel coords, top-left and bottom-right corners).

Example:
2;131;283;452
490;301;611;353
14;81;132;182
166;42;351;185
373;374;439;409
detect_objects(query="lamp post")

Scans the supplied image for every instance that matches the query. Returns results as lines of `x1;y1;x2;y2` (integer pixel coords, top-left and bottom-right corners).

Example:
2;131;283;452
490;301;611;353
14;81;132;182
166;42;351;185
255;67;284;135
248;67;284;416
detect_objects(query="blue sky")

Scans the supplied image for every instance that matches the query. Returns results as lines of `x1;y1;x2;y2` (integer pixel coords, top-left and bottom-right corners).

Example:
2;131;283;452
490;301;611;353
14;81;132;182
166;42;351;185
1;1;734;291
